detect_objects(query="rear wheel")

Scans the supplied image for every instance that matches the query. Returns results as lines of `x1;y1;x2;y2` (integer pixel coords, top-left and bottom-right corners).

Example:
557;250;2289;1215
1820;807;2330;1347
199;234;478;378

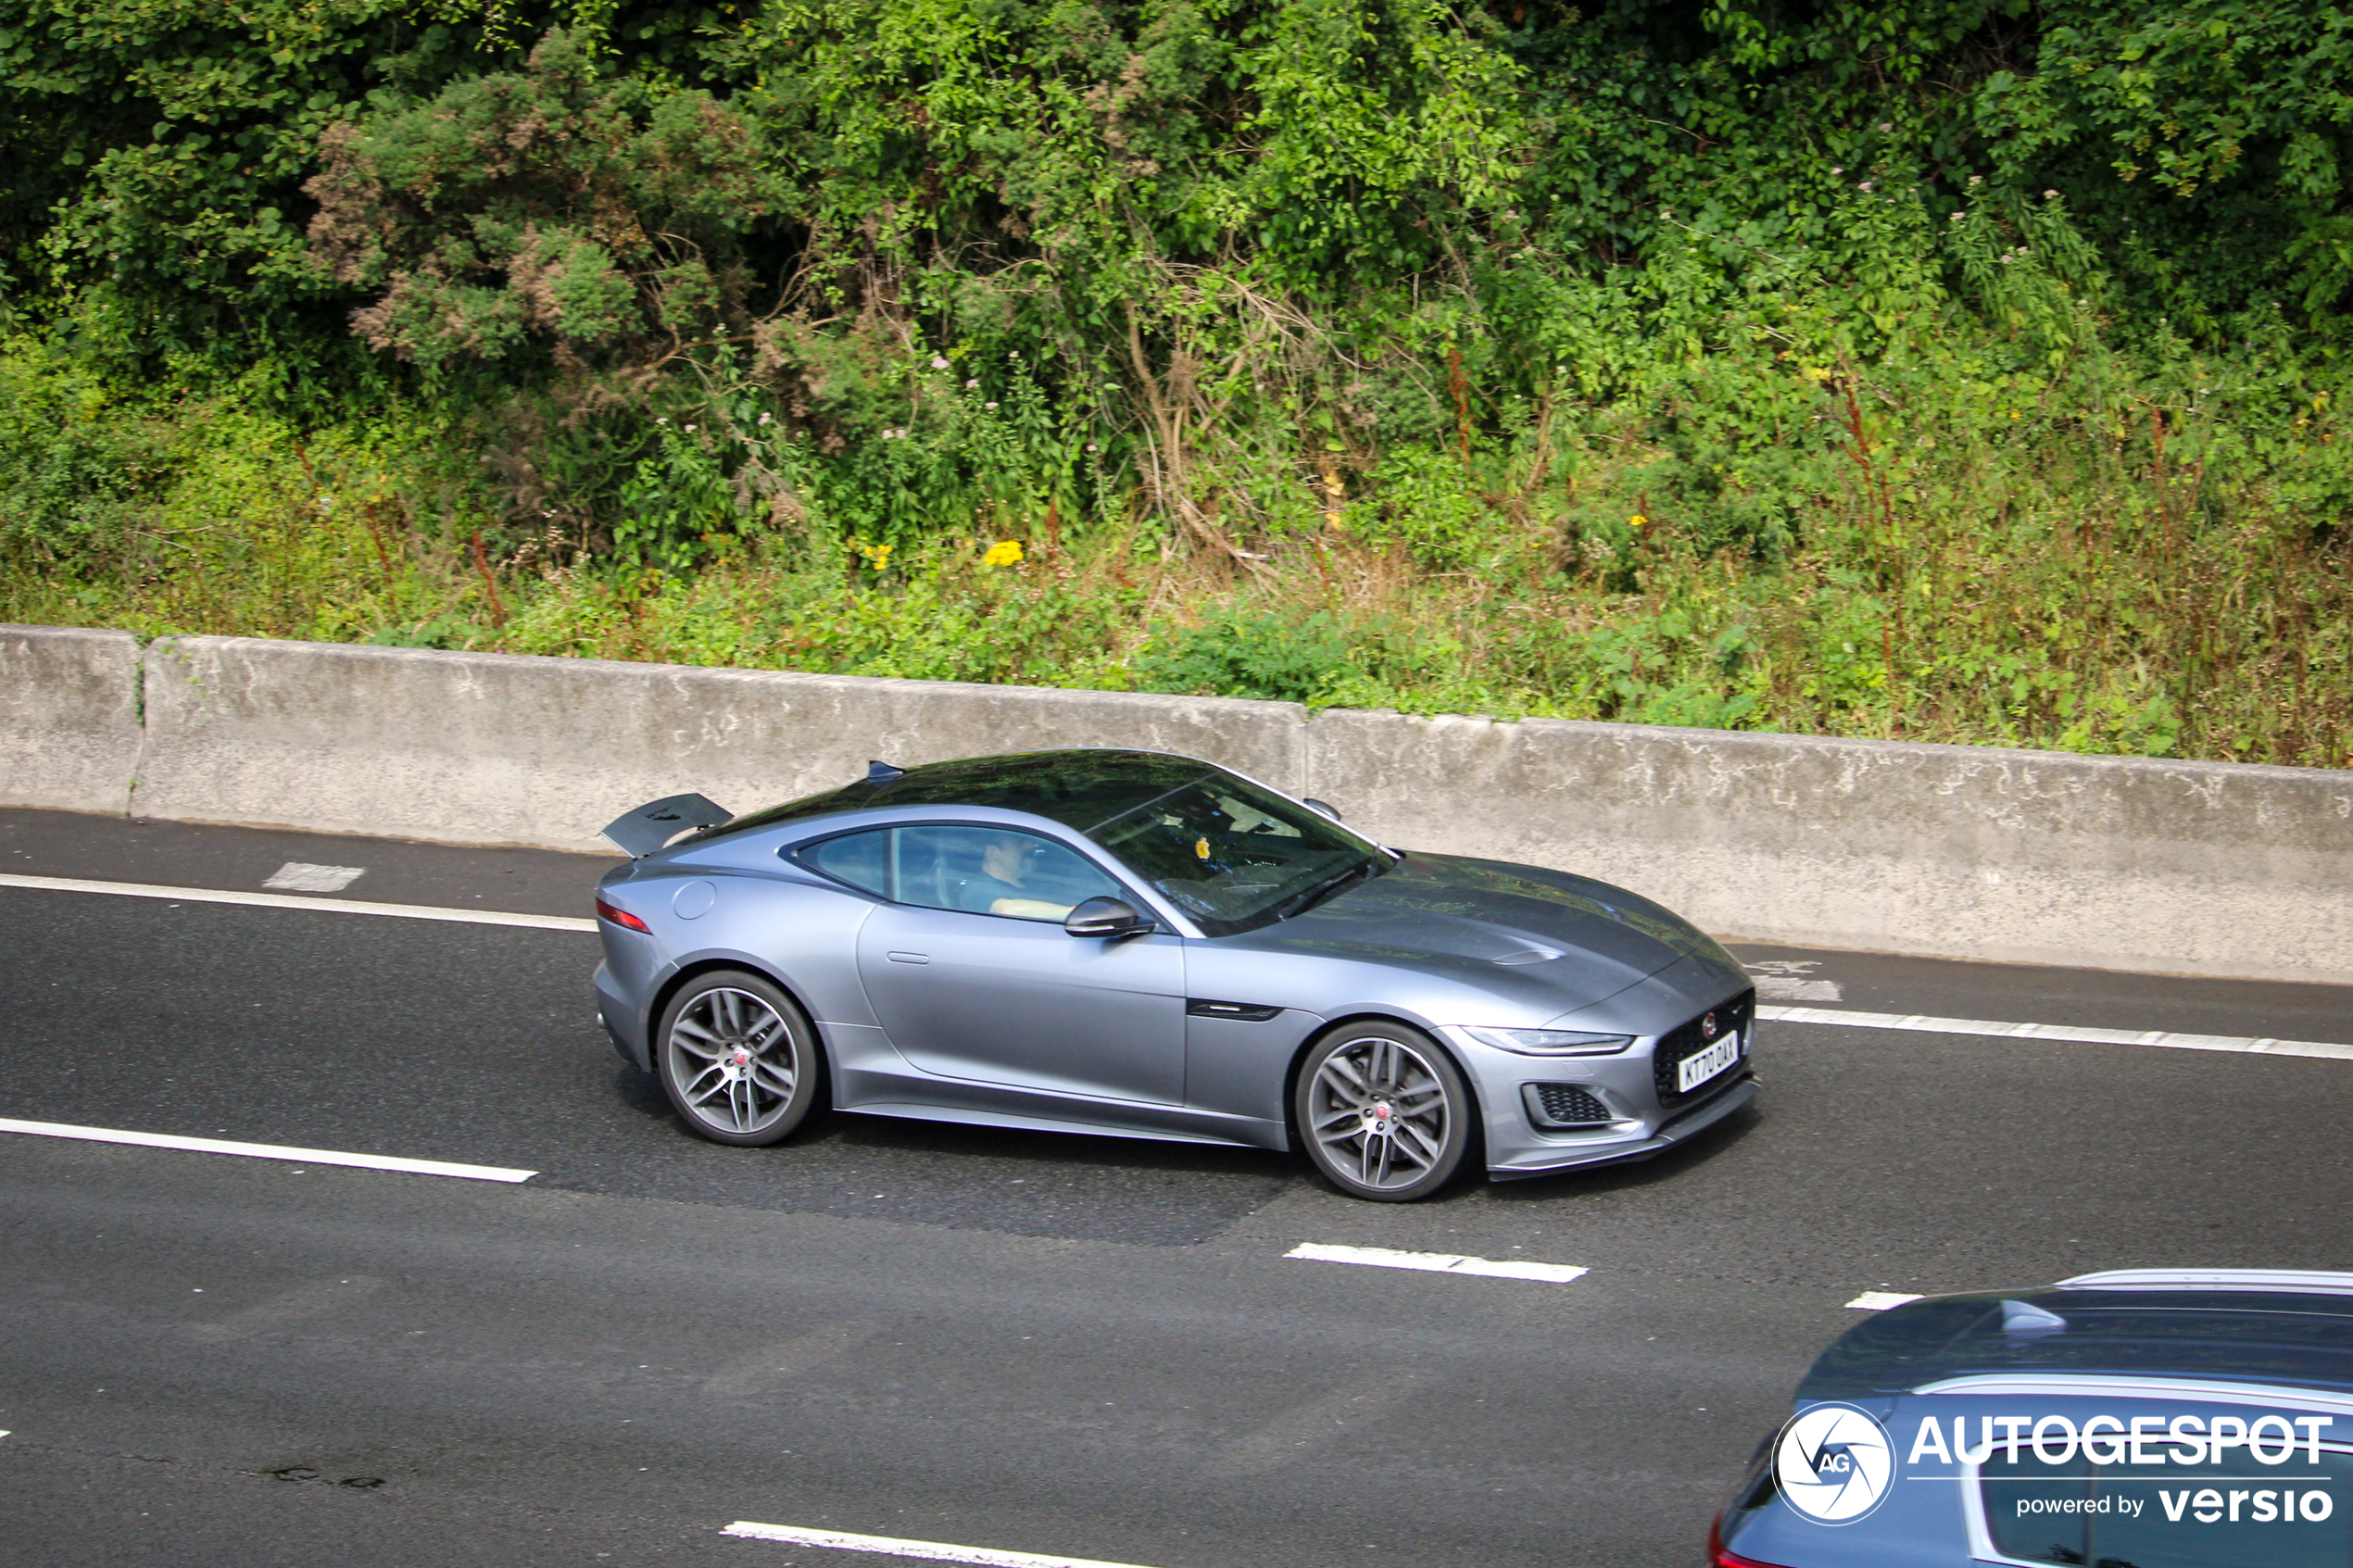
1294;1022;1472;1201
655;970;821;1147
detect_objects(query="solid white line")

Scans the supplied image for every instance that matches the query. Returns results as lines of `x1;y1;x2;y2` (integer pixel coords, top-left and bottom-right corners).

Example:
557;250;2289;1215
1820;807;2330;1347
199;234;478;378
720;1523;1167;1568
0;872;596;932
1845;1291;1925;1311
0;1117;537;1184
1757;1004;2353;1062
1285;1241;1588;1284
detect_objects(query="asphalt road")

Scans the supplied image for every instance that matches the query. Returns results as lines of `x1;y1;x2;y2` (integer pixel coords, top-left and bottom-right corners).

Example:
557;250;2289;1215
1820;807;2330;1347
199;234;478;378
4;809;2350;1567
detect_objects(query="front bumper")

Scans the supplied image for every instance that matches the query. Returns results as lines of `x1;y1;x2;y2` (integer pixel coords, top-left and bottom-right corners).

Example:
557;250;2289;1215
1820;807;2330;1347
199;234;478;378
1443;967;1760;1179
1483;1073;1756;1180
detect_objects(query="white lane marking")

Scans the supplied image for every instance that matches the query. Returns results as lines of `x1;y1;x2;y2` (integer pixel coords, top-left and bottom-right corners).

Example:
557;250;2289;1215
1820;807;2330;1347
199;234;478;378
721;1523;1165;1568
1285;1241;1589;1283
0;1117;536;1183
1745;960;1843;1002
263;861;367;893
1757;1005;2353;1062
1845;1291;1925;1311
0;873;595;932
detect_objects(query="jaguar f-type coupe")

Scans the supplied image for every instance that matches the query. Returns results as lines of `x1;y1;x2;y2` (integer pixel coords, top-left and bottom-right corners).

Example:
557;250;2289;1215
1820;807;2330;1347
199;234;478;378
591;748;1756;1201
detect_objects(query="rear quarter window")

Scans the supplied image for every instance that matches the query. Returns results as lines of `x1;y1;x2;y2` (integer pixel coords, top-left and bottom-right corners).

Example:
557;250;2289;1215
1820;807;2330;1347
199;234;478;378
799;829;892;898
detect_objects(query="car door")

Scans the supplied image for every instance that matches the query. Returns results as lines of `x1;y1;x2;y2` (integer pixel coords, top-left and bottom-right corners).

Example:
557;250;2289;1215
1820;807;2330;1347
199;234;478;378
821;823;1188;1105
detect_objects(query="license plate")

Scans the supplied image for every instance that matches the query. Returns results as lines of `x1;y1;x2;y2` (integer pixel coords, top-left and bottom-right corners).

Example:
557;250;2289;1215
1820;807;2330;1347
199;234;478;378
1678;1030;1742;1093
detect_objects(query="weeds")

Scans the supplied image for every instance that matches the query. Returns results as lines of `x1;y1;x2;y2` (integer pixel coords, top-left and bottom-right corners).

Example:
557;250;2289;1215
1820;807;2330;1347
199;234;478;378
4;320;2344;770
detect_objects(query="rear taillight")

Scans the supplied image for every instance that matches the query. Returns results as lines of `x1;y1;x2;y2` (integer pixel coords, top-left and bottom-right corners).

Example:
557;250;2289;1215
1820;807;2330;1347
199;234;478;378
1709;1512;1789;1568
596;897;650;933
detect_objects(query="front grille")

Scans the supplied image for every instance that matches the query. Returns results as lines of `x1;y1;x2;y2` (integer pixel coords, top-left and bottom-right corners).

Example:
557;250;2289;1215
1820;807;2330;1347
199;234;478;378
1529;1084;1614;1127
1653;988;1756;1108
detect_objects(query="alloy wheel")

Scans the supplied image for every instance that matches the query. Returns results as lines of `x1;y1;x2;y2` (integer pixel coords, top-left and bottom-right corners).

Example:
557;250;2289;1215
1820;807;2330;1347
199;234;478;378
1305;1033;1454;1193
665;986;800;1137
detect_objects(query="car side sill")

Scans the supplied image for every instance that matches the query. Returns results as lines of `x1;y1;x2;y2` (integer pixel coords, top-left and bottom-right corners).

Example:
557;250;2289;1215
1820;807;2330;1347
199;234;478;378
839;1101;1277;1150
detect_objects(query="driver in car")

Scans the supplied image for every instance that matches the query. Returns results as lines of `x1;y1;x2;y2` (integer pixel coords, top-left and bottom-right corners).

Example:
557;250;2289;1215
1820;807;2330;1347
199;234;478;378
971;834;1081;922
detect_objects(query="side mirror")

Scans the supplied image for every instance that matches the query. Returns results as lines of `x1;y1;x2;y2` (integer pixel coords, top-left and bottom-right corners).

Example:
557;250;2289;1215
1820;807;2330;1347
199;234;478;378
1302;797;1343;822
1064;897;1153;938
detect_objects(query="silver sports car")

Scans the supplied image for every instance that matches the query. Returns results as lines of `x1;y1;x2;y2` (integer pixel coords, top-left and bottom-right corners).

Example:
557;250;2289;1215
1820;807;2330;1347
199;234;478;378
591;749;1756;1201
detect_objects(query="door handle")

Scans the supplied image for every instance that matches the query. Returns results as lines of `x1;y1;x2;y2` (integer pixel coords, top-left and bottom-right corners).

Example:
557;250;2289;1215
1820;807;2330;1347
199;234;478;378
886;951;931;964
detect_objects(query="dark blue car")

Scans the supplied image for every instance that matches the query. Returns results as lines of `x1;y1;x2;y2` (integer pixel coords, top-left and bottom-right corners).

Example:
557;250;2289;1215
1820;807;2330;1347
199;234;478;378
1711;1269;2353;1567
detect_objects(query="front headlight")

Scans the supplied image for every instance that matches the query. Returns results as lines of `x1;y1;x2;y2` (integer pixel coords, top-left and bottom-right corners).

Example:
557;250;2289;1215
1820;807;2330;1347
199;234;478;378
1463;1026;1635;1056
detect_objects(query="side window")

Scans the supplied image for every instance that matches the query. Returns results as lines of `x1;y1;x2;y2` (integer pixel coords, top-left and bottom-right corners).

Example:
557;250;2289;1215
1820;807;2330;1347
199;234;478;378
1982;1423;2351;1568
2093;1439;2349;1568
893;824;1120;922
1981;1446;2093;1565
801;828;894;898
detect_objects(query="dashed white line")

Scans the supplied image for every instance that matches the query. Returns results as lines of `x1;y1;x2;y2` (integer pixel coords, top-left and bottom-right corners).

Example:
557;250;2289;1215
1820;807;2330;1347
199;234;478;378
720;1523;1166;1568
1285;1241;1589;1283
263;861;368;893
1845;1291;1925;1311
0;1117;537;1184
1758;1005;2353;1062
0;873;595;932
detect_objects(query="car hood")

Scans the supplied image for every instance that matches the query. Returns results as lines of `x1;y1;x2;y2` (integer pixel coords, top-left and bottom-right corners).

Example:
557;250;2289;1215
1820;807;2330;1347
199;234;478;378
1234;850;1736;1011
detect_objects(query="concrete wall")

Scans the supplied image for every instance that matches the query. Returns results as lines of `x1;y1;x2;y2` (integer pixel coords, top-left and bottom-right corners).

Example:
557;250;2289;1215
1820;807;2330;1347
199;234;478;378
0;624;142;815
1306;711;2353;985
3;624;2348;982
132;634;1305;853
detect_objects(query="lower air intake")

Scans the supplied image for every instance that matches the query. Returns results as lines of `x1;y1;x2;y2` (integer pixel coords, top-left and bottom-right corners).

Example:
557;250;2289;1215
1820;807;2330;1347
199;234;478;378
1529;1084;1614;1127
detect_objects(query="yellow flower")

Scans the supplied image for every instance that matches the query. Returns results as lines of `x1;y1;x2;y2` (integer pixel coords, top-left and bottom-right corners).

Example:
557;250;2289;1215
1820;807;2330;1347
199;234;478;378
1629;514;1648;529
982;539;1025;568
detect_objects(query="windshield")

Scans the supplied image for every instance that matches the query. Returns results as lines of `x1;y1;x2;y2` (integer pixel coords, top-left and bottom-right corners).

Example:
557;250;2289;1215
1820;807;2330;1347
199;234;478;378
1086;772;1380;936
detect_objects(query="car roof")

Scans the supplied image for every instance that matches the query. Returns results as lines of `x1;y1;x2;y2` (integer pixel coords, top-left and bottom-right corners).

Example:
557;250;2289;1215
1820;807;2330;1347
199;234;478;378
702;749;1223;844
1798;1270;2353;1401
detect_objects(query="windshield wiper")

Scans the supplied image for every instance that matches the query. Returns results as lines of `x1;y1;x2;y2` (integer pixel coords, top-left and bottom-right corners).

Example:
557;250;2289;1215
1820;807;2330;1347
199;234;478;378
1276;858;1378;922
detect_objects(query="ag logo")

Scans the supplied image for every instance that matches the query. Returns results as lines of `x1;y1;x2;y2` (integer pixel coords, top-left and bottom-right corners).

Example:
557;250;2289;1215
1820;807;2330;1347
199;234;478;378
1773;1402;1894;1524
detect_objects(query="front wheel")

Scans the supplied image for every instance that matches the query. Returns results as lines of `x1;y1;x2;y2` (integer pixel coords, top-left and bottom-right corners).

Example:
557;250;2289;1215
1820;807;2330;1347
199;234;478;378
655;970;822;1147
1294;1022;1473;1201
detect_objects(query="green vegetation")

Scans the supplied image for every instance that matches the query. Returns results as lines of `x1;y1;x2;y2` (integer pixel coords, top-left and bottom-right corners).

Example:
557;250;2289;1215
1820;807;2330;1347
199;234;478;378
2;1;2347;766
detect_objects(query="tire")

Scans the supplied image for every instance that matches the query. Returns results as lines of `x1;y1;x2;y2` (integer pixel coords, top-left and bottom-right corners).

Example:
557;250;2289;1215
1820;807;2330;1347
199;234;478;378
654;970;823;1147
1293;1021;1473;1201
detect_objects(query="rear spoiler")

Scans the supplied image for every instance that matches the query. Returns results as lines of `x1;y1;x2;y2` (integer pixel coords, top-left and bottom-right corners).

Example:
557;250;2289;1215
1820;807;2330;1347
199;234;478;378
601;793;732;858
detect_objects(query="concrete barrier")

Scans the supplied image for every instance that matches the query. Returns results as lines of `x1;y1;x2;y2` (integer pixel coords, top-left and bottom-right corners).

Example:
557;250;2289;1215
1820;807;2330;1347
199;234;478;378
0;624;142;816
133;634;1306;854
4;624;2347;982
1303;711;2353;985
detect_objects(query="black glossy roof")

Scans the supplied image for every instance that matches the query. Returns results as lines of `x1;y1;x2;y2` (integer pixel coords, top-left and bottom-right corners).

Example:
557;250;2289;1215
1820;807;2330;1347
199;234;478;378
705;749;1218;842
1798;1287;2353;1400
